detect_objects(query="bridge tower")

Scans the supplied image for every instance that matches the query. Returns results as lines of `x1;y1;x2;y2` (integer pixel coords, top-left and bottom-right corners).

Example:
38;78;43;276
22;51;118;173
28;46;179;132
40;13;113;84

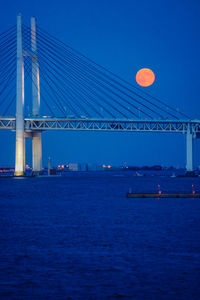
31;17;42;175
15;15;42;176
15;14;25;176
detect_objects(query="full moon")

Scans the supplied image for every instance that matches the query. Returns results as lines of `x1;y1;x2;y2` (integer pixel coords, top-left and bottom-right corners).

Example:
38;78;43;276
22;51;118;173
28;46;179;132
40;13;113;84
136;68;155;87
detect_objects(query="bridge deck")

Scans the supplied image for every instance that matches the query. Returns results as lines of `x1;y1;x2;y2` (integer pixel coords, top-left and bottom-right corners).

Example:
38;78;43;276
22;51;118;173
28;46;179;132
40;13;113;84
0;117;200;133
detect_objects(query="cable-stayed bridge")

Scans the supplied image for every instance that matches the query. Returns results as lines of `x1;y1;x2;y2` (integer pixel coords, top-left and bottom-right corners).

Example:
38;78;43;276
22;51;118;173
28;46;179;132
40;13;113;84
0;15;199;175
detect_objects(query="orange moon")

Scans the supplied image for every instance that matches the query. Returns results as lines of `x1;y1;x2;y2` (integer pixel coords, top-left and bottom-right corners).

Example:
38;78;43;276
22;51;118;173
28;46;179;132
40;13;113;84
136;68;155;87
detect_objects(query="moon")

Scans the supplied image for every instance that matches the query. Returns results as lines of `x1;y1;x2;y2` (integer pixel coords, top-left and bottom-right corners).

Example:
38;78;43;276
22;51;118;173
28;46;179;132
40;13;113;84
136;68;155;87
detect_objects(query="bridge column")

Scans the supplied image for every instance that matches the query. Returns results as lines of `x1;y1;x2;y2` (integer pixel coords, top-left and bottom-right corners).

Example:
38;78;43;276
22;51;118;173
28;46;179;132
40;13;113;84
15;14;25;176
32;132;42;172
186;127;193;172
31;17;42;175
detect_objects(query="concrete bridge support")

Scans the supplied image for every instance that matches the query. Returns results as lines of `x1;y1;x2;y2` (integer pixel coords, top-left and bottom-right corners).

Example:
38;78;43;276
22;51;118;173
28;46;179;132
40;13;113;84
31;17;42;175
186;128;193;172
32;132;42;173
15;14;25;176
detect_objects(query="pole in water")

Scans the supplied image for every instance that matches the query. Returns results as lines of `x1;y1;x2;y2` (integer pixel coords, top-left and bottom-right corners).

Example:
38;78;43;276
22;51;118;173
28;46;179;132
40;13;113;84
48;157;51;176
158;184;162;195
192;184;195;195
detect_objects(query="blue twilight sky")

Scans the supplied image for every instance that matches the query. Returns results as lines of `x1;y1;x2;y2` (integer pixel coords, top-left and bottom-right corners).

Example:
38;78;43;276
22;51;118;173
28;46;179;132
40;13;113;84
0;0;200;167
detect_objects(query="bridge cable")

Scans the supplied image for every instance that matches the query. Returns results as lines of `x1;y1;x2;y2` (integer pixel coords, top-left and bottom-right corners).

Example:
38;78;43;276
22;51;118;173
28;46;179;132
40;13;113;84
35;25;189;119
23;32;89;117
22;31;115;118
27;28;157;119
29;27;178;119
24;28;142;118
24;58;56;116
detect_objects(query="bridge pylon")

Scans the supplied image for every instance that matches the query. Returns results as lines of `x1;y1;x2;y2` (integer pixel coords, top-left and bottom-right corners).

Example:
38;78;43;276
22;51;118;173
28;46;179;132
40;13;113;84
14;14;25;176
14;15;42;176
31;17;42;175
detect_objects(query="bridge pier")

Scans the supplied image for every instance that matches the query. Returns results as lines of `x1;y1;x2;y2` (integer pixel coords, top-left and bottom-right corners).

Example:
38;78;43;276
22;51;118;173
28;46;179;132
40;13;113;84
15;14;25;176
32;132;42;175
186;128;194;172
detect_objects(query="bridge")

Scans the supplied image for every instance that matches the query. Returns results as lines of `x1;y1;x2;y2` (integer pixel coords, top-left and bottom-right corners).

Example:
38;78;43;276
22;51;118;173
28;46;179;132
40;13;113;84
0;14;199;175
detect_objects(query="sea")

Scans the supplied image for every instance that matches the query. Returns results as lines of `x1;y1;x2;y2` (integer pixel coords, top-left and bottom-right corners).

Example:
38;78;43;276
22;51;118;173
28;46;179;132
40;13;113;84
0;171;200;299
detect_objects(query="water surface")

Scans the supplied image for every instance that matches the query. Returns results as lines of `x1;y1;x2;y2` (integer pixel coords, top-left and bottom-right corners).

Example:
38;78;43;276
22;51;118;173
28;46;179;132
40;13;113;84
0;172;200;299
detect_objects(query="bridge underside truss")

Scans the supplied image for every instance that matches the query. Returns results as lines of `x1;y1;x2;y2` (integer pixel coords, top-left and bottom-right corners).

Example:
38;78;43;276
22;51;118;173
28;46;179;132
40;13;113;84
0;118;16;130
0;118;200;134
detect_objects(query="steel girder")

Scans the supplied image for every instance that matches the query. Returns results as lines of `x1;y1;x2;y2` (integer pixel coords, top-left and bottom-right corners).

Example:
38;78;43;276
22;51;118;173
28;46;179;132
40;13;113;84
0;117;200;134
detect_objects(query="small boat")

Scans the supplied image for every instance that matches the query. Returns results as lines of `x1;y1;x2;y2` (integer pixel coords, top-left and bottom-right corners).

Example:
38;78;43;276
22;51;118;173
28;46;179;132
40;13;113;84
134;172;144;177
